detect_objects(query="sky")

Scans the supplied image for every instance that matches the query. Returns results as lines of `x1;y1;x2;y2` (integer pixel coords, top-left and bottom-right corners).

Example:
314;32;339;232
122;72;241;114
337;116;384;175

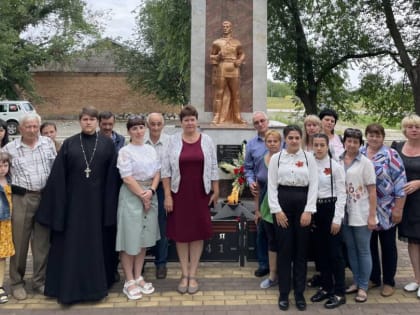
84;0;141;41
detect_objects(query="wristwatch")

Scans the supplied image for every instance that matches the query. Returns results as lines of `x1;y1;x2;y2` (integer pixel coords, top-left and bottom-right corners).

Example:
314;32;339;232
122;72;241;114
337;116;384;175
149;188;156;195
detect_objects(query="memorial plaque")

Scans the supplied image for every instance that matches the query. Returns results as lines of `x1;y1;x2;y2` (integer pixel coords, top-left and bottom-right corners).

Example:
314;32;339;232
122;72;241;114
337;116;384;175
217;144;242;163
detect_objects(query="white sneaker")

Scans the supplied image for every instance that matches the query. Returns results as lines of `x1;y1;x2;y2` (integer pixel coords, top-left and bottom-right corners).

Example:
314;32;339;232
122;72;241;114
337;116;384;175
260;278;278;289
417;287;420;299
404;282;419;292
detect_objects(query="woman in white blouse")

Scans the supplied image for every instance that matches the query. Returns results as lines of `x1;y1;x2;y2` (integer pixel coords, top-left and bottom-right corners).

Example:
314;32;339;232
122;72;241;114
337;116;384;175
115;116;161;300
268;125;318;311
339;128;377;303
310;133;347;309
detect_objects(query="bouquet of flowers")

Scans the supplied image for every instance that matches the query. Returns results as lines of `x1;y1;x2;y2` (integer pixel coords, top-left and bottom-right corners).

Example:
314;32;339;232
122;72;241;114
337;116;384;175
219;140;247;203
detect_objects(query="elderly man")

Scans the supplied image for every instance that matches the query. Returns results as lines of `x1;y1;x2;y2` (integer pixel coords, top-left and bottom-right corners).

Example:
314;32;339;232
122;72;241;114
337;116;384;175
3;113;56;300
99;111;125;151
145;112;169;279
244;111;270;279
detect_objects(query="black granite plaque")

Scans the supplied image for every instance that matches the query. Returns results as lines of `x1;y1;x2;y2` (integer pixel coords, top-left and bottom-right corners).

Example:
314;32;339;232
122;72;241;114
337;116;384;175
217;144;242;163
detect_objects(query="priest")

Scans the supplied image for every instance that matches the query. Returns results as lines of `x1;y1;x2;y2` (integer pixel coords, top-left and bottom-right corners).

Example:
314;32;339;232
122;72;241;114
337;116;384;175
36;106;120;304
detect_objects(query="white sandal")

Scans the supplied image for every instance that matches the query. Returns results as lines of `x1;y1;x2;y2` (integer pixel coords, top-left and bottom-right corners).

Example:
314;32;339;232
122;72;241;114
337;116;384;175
123;280;142;300
135;276;155;295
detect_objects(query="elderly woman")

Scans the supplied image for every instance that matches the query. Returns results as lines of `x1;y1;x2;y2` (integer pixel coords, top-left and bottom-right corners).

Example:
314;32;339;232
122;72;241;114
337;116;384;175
162;105;219;295
268;125;318;311
392;114;420;298
303;115;322;152
319;108;344;160
360;123;406;297
340;128;377;303
116;116;161;300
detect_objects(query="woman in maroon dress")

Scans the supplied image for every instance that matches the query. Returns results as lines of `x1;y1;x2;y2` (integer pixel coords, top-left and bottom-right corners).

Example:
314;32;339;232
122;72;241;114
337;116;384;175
162;105;219;294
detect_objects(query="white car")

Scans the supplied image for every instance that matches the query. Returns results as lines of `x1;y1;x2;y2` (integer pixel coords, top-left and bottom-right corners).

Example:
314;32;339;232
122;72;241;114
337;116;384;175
0;100;38;135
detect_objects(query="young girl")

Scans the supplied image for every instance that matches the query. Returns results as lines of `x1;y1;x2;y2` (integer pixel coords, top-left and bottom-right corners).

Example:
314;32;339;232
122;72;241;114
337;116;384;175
0;151;14;304
310;134;347;309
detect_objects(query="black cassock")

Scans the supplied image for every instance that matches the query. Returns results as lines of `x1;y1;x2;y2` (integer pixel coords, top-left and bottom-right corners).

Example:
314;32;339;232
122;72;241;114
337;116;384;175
37;132;120;304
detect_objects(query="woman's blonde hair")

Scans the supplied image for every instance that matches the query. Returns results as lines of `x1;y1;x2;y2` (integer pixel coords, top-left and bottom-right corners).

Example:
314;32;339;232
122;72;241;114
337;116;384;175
401;114;420;136
265;129;282;142
303;115;322;147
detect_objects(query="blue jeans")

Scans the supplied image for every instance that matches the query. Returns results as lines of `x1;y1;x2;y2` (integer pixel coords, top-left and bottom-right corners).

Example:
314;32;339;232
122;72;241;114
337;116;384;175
257;220;269;270
342;225;372;291
154;183;168;267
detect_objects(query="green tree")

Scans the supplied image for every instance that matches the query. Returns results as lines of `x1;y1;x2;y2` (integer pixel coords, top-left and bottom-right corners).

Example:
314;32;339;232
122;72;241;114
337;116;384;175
267;0;390;115
357;73;413;125
362;1;420;115
118;0;191;105
0;0;98;99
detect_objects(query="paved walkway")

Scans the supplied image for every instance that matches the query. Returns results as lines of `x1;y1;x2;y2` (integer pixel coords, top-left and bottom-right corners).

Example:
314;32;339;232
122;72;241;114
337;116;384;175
0;241;419;314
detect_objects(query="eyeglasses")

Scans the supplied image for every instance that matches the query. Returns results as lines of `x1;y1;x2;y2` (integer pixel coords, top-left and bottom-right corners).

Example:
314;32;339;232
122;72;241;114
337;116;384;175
253;119;267;125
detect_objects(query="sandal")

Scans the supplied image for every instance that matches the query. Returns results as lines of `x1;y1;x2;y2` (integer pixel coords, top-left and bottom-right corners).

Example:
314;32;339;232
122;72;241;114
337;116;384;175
123;280;142;300
345;284;358;294
188;276;199;295
354;289;367;303
0;287;8;304
135;276;155;295
177;275;188;294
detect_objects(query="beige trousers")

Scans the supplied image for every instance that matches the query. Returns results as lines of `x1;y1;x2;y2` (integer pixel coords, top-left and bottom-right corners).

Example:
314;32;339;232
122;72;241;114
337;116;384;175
9;193;50;289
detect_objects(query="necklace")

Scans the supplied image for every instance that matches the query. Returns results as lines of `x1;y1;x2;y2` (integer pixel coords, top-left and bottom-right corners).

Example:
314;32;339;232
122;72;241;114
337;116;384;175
80;132;98;178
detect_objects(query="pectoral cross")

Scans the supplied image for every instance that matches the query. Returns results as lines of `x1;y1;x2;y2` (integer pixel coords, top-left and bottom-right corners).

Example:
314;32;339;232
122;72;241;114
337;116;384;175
84;167;91;178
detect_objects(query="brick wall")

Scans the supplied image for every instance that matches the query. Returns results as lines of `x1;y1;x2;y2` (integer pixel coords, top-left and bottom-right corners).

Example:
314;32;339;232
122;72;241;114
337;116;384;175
32;72;177;119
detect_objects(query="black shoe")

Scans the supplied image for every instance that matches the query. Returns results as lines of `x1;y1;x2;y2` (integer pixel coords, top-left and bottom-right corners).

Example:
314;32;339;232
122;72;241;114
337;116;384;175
310;289;330;303
295;297;307;311
254;268;269;277
307;274;321;288
324;295;346;309
278;298;289;311
156;266;167;279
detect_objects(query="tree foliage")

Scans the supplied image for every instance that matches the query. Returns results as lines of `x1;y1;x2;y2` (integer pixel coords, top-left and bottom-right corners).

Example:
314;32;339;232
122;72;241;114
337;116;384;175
267;0;389;116
357;73;413;125
117;0;191;105
0;0;99;99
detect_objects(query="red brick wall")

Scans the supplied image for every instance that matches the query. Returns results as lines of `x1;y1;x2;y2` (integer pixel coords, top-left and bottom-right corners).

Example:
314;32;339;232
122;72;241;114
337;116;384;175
32;72;177;119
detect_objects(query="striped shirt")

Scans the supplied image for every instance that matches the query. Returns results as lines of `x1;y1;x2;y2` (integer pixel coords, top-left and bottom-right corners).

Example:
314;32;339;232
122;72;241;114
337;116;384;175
3;136;56;191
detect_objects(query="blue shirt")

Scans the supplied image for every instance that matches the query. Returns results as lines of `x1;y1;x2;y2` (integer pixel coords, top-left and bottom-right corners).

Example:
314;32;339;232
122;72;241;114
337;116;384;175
244;135;267;185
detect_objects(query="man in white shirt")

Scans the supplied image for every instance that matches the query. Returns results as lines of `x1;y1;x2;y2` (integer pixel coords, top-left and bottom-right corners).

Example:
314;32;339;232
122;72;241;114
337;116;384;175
3;113;56;300
145;112;169;279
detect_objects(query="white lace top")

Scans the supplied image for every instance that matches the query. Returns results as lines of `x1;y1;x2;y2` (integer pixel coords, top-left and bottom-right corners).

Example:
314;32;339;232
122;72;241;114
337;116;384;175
117;143;160;180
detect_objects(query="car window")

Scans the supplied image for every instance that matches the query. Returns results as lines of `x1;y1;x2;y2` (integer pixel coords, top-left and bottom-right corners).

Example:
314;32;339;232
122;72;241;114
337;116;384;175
21;102;34;111
9;104;18;112
0;105;6;113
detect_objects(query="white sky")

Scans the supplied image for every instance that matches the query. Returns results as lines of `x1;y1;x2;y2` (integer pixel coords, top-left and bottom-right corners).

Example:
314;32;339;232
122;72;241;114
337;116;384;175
84;0;140;41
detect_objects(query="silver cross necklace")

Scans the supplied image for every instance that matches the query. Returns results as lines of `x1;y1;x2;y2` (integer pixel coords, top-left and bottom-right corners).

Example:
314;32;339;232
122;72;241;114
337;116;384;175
80;132;98;178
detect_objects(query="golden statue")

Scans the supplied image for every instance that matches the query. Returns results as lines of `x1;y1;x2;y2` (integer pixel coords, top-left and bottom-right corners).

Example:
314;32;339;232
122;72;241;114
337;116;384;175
210;21;246;125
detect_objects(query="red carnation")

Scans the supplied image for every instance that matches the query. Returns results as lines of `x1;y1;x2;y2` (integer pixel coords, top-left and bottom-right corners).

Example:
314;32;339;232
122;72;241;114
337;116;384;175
238;177;245;185
234;168;240;175
323;168;331;175
295;161;304;167
240;165;244;173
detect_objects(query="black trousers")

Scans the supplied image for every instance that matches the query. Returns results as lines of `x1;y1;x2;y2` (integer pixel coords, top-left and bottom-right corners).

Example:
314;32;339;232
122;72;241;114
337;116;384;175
370;226;397;287
313;200;346;296
273;185;310;298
